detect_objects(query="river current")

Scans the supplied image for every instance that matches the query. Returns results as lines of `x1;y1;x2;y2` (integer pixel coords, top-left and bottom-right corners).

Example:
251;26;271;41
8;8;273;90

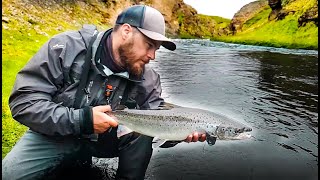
143;39;318;180
91;39;318;180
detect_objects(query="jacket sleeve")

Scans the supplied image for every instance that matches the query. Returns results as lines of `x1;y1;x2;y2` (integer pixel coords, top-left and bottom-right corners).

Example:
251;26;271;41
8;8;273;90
135;65;165;110
8;33;90;136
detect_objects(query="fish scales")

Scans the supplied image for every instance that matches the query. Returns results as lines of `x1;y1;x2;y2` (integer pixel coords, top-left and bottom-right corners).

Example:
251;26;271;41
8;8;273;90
113;107;252;142
115;112;206;140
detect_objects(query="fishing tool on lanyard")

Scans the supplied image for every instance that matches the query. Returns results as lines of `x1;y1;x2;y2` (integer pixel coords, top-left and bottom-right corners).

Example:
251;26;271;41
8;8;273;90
105;84;113;105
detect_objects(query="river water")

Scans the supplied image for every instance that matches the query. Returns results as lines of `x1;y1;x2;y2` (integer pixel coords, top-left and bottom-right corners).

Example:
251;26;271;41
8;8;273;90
143;39;318;180
92;39;318;180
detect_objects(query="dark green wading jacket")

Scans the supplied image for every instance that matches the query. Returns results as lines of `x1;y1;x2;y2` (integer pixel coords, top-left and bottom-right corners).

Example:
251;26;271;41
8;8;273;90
8;24;164;138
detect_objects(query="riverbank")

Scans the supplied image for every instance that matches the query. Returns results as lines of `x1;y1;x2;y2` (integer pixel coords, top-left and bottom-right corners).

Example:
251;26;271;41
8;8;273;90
2;0;110;158
178;0;318;50
213;5;318;50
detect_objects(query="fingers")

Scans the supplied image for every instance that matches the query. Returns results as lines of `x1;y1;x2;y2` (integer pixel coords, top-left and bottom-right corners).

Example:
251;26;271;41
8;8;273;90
92;105;118;134
184;132;206;143
93;105;117;126
93;114;118;134
185;135;193;143
93;105;112;113
199;134;206;142
191;132;199;142
103;113;118;127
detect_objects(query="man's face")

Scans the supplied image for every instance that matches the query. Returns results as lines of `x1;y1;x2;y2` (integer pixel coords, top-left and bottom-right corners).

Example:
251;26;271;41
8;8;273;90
118;28;161;77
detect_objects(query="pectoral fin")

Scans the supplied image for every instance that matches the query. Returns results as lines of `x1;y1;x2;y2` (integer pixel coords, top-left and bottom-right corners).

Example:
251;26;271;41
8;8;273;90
206;133;217;146
152;137;168;149
117;125;133;138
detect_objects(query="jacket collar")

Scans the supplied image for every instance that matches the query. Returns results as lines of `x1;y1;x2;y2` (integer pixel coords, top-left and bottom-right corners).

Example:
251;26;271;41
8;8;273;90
91;28;144;82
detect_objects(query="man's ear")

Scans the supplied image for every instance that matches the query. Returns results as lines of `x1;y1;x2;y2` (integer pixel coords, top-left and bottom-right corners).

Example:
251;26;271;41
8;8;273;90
121;24;133;40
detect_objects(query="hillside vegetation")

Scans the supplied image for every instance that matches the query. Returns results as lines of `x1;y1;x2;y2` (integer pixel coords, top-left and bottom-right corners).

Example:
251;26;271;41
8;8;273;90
214;0;318;50
2;0;113;158
179;14;231;39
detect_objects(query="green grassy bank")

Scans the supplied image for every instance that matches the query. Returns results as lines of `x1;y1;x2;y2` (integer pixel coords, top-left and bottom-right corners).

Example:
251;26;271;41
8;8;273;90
178;0;317;50
214;0;318;50
2;0;109;159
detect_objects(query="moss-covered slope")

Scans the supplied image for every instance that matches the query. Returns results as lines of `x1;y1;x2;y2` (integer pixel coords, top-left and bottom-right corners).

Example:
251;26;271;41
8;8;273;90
214;0;318;50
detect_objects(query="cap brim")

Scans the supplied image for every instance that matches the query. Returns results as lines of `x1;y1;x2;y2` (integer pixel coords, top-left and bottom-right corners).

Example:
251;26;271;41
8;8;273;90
137;27;176;51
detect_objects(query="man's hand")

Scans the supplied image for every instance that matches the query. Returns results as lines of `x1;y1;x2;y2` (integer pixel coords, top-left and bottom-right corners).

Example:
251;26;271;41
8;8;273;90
92;105;118;134
184;132;206;143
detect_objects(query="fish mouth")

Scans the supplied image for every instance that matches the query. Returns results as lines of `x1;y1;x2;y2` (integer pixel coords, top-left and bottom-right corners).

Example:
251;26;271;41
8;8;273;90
233;127;252;140
235;127;252;133
234;132;252;140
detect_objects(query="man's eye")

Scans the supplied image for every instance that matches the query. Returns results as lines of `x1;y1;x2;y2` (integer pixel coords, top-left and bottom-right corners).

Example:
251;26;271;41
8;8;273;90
147;43;153;49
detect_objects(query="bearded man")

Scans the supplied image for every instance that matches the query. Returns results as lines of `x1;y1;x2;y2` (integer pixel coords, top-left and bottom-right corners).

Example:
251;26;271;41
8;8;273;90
3;5;206;180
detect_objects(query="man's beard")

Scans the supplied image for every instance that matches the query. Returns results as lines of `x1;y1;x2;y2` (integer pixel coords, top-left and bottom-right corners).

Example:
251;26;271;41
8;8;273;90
118;40;144;77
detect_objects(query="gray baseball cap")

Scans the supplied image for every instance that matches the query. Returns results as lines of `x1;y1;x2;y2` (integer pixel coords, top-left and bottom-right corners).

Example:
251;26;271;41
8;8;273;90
116;5;176;51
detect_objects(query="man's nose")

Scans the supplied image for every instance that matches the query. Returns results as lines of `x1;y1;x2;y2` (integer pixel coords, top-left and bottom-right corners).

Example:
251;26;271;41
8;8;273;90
147;49;156;60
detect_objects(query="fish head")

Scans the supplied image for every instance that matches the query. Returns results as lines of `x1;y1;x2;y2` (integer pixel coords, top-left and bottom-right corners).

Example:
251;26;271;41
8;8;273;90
215;126;252;140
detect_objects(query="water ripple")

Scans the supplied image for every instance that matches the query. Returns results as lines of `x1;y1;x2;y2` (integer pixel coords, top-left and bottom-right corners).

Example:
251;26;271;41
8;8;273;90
146;39;318;179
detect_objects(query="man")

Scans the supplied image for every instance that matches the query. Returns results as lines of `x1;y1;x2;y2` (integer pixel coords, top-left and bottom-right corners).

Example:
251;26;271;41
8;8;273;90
3;5;206;180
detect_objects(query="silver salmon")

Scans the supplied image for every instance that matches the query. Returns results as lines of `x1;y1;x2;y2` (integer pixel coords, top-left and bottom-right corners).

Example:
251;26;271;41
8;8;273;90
113;106;252;146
